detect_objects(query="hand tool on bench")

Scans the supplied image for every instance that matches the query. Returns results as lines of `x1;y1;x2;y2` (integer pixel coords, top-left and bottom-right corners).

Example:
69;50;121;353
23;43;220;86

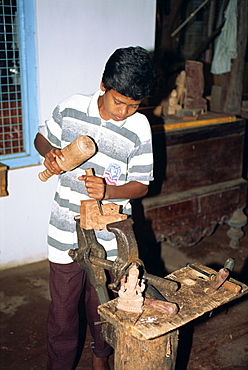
69;218;179;308
206;257;235;294
206;267;230;294
186;258;242;294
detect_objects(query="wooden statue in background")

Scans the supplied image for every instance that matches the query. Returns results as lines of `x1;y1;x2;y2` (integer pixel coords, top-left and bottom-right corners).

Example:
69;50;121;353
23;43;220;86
167;89;182;115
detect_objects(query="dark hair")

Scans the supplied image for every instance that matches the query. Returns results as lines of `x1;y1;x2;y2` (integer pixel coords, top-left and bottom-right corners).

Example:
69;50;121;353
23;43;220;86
102;46;156;101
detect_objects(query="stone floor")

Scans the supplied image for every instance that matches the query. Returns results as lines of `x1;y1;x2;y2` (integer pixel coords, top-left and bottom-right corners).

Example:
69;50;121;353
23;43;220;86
0;222;248;370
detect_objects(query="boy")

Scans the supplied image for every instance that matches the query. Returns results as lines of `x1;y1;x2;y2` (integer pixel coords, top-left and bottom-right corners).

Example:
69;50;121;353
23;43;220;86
34;46;155;370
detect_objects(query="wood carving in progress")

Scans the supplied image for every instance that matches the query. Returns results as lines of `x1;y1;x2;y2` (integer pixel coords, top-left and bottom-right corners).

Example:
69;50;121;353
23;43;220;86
80;200;127;230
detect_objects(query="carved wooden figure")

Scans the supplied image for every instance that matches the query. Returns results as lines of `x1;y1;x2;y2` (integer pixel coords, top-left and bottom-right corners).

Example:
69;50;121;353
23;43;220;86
117;263;145;313
175;70;186;106
167;89;182;115
80;200;127;230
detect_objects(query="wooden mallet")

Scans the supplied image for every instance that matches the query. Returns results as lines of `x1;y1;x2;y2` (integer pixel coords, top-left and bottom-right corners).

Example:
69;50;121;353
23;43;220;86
38;135;96;182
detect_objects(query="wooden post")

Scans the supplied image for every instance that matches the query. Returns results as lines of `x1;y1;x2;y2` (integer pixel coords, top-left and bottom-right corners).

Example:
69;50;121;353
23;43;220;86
227;208;247;248
114;329;178;370
222;0;248;115
100;318;178;370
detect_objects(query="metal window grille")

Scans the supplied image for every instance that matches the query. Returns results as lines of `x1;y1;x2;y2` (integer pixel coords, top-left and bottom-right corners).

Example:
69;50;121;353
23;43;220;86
0;0;24;156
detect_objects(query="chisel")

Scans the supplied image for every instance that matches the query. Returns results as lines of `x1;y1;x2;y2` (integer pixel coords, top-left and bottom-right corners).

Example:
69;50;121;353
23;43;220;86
186;263;242;294
85;168;104;215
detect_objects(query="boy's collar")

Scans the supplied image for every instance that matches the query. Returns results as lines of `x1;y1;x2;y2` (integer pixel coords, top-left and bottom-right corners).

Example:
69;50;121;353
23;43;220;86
87;90;127;127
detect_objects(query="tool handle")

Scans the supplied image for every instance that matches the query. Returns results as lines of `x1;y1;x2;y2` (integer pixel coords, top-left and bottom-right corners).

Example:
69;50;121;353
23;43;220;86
38;136;96;182
145;272;179;292
38;168;54;182
219;279;241;294
85;168;94;176
85;168;103;215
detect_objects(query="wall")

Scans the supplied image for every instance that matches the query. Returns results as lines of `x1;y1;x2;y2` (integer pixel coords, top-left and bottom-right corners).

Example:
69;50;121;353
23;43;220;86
0;0;156;269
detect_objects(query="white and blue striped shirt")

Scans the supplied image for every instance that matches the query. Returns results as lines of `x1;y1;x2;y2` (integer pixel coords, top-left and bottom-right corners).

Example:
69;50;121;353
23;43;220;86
38;90;153;264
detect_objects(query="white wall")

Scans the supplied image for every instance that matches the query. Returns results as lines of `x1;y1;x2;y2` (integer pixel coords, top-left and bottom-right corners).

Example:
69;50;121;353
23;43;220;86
36;0;156;123
0;0;156;269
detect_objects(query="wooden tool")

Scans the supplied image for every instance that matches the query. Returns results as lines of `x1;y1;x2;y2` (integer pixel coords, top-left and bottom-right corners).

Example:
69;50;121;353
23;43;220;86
187;263;242;294
38;135;96;182
207;257;236;294
206;268;229;294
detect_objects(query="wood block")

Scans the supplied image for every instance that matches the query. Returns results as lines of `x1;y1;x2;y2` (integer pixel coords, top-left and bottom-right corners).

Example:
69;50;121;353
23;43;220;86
210;85;223;112
80;200;127;230
0;163;8;197
184;60;207;111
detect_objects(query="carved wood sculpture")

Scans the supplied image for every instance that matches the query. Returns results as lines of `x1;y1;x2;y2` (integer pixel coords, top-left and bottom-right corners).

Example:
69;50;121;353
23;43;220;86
80;200;127;230
175;70;186;106
116;263;179;315
38;135;96;182
167;89;182;115
117;263;145;313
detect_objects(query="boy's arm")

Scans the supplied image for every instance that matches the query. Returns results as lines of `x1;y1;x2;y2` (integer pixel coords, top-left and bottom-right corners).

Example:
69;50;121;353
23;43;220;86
105;181;148;200
79;174;148;200
34;133;65;175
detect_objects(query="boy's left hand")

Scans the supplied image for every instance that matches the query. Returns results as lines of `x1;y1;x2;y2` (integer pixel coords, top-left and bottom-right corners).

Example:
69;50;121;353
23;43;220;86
78;174;106;200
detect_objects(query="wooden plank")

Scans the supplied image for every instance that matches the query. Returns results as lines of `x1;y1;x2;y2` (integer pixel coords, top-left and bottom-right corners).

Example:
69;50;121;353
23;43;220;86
142;179;247;245
152;114;236;133
162;136;245;193
149;119;246;197
162;118;246;146
0;163;8;197
98;264;248;341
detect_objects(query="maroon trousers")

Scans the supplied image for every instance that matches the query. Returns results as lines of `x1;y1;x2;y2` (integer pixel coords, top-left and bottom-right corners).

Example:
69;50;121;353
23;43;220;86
47;261;112;370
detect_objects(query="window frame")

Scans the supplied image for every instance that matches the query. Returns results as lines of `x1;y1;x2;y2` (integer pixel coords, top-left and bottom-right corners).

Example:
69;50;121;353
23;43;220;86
0;0;39;169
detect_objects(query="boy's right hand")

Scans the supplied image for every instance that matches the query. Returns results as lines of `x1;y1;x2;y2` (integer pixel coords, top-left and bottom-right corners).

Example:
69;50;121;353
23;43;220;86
43;148;65;175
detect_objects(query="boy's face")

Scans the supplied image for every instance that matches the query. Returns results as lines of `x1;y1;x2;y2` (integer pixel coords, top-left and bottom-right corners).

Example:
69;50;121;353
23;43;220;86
98;83;141;122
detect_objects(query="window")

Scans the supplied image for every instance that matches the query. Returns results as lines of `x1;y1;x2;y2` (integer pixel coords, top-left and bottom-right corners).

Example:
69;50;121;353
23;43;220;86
0;0;39;168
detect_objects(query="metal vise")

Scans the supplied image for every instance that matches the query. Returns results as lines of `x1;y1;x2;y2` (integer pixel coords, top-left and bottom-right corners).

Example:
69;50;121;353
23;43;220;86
69;217;179;305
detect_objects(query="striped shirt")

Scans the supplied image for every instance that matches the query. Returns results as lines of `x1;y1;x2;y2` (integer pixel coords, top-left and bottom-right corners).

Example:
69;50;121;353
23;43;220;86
38;90;153;264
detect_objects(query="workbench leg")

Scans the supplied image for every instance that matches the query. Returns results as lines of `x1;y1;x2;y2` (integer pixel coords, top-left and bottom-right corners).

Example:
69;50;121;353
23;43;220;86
113;329;178;370
227;209;247;248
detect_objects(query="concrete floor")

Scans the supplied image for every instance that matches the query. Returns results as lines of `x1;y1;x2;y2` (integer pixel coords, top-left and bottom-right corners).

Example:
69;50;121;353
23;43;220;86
0;222;248;370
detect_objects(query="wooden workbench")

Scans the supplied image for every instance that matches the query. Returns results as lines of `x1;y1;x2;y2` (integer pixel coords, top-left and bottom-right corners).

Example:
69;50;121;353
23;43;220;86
98;263;248;369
